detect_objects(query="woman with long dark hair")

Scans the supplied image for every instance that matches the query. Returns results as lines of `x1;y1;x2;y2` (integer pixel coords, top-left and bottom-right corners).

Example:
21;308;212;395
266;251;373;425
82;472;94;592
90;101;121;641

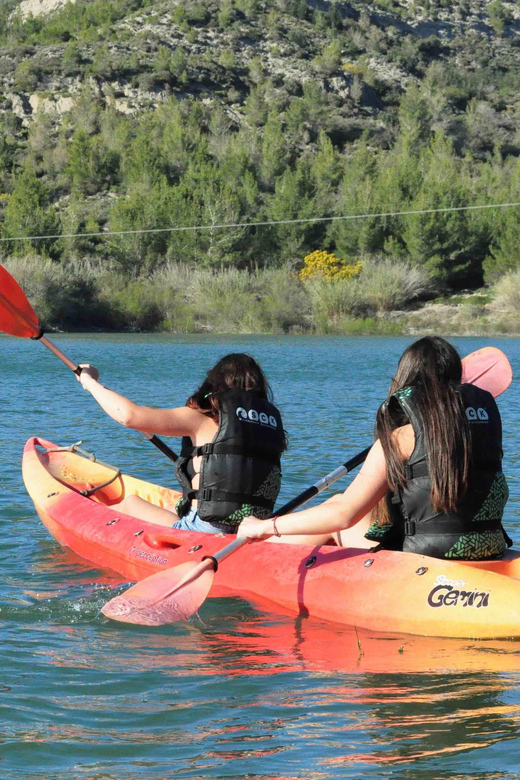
78;353;287;532
239;337;511;560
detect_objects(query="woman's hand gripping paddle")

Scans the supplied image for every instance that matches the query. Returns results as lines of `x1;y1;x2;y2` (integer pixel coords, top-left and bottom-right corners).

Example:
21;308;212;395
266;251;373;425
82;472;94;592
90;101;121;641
101;345;512;627
0;265;178;463
100;449;370;626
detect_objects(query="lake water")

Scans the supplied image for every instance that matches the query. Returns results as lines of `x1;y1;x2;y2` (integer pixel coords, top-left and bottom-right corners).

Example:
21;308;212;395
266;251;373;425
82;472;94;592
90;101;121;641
2;333;520;779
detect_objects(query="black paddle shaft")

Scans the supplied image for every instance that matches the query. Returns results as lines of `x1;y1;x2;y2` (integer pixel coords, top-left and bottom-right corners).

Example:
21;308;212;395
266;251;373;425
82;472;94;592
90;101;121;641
147;434;178;463
206;445;373;570
273;446;372;518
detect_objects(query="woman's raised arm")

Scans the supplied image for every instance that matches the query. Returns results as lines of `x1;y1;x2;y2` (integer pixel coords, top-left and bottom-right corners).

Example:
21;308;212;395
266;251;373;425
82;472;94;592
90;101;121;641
77;365;207;437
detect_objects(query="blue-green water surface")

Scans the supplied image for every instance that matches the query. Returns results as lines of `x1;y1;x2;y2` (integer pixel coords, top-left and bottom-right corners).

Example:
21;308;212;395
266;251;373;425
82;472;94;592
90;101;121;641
2;334;520;779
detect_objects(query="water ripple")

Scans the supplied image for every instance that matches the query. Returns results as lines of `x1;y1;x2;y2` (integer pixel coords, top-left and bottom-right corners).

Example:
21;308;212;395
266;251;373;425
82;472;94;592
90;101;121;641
2;334;520;779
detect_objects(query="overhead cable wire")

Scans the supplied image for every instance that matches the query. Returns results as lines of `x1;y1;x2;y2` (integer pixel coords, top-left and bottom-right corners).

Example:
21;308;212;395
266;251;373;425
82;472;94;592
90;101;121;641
0;201;519;243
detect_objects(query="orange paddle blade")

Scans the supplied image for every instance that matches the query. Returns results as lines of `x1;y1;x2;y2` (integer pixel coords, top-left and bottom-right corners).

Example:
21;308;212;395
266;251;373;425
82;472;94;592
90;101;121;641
0;265;41;338
101;559;215;626
462;346;512;398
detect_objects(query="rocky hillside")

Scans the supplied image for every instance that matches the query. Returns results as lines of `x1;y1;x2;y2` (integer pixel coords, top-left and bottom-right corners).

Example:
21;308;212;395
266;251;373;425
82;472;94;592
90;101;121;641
2;0;519;132
1;0;520;288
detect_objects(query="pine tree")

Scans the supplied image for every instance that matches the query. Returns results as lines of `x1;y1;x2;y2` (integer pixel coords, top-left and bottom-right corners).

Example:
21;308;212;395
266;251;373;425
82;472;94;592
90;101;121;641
402;132;480;286
66;129;119;195
267;160;315;260
2;167;59;257
311;130;340;215
260;112;289;188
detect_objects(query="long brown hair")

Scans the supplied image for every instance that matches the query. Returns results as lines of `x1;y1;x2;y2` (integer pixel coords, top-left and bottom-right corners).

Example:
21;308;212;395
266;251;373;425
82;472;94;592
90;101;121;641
186;352;288;450
376;336;471;513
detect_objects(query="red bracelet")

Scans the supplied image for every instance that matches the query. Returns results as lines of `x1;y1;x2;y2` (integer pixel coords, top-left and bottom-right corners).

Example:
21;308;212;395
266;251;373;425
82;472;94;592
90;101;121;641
272;516;281;537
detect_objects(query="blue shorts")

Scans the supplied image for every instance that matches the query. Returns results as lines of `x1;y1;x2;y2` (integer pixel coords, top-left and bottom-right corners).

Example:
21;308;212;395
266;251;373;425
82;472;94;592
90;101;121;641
172;505;227;534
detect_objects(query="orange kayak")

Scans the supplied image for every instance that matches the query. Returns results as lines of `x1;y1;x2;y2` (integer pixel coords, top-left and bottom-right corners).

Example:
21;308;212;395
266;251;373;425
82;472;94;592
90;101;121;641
22;436;520;639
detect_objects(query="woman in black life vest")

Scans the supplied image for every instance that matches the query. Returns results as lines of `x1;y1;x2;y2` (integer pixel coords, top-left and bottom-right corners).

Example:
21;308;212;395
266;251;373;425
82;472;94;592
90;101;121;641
78;353;287;533
239;337;511;560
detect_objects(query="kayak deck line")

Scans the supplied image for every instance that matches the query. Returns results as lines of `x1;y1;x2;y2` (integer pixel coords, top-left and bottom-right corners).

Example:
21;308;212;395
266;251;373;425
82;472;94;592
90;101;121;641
21;436;520;639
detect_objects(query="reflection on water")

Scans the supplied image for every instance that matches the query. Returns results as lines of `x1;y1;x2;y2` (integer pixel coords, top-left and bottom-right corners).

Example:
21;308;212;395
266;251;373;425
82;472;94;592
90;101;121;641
3;597;520;777
3;334;520;778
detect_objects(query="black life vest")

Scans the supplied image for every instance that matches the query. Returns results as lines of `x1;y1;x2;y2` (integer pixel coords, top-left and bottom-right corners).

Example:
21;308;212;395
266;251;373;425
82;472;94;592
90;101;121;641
174;389;285;530
365;383;511;559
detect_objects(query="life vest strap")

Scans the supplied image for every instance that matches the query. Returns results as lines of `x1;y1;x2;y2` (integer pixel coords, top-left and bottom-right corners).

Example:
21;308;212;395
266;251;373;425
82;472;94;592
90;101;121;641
183;442;280;463
404;518;503;536
188;488;273;509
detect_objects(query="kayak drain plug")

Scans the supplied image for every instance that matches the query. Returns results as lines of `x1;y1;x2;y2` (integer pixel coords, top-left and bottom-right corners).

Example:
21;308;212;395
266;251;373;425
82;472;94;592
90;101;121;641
189;545;203;553
416;567;428;575
363;559;374;567
305;556;316;568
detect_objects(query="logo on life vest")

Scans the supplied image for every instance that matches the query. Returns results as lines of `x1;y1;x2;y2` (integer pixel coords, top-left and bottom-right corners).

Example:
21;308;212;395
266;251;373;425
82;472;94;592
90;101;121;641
236;407;278;427
427;575;490;608
466;406;489;422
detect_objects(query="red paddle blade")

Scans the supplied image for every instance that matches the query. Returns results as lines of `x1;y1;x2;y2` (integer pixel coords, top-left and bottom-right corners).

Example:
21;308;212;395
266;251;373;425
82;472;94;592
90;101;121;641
462;347;512;398
101;560;215;626
0;265;41;338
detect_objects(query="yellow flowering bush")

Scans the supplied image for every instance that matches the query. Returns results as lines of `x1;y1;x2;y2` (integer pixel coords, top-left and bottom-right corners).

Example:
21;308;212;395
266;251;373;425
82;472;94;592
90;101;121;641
342;62;364;75
299;250;362;282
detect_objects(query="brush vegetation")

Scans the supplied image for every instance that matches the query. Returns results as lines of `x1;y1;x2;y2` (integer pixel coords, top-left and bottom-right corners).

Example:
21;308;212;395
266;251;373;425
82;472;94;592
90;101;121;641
5;253;520;335
1;0;520;332
2;254;432;333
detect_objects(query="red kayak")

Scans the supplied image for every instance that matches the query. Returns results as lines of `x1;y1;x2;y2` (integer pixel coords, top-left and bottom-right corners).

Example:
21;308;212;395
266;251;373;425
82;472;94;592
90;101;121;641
22;436;520;639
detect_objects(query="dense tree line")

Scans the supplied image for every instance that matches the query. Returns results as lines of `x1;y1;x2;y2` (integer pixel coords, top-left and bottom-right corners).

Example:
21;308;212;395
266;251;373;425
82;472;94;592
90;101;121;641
1;0;520;289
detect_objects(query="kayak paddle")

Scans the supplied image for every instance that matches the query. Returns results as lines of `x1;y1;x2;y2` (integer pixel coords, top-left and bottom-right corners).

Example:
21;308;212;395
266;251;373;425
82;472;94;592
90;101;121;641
101;447;370;625
0;264;178;463
2;262;512;625
460;345;512;398
101;344;512;626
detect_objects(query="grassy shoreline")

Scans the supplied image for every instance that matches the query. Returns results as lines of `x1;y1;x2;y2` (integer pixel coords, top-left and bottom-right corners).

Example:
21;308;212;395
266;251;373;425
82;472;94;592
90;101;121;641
4;255;520;336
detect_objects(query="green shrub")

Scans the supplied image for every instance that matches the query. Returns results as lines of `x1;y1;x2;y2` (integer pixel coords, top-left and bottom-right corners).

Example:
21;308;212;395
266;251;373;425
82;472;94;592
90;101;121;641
487;0;512;36
306;276;367;321
13;59;40;90
154;263;308;333
98;277;168;331
490;270;520;315
1;256;109;329
305;257;433;326
311;40;342;76
218;0;235;29
358;257;433;312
